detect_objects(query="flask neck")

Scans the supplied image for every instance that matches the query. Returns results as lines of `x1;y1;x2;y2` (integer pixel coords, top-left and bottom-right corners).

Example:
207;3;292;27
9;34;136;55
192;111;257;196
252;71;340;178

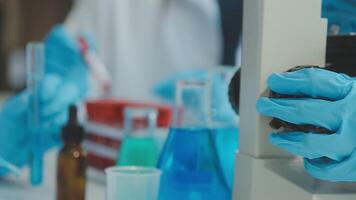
173;80;210;128
124;108;157;137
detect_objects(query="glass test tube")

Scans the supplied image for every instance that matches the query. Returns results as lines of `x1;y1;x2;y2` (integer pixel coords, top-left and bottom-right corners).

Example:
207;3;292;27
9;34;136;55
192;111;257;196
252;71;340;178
26;42;45;185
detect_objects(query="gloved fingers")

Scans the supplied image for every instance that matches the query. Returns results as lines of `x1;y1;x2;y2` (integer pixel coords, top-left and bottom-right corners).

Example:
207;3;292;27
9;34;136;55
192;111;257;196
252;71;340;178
256;97;339;131
52;109;68;127
0;157;21;177
304;151;356;182
40;74;62;103
45;26;88;79
269;132;323;159
304;158;340;181
41;82;80;117
1;92;29;117
42;108;68;129
40;110;67;150
44;25;80;55
269;132;341;160
29;125;61;153
267;68;353;100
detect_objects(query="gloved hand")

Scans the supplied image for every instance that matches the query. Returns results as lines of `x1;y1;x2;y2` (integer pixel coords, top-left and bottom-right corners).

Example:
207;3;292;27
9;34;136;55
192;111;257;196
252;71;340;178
0;91;57;176
257;68;356;181
0;25;92;176
42;25;90;122
304;151;356;182
0;93;28;176
322;0;356;34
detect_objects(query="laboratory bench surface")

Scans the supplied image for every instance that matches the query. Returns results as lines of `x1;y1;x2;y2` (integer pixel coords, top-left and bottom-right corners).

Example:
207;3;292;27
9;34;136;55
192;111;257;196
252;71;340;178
0;149;106;200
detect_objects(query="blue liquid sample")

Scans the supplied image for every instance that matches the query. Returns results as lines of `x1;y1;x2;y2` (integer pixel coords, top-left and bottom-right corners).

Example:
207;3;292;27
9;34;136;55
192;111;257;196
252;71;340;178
157;128;230;200
213;126;239;190
30;127;44;185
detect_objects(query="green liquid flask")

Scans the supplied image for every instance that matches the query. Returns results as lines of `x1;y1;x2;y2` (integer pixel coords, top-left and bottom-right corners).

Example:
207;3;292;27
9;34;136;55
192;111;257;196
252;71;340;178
117;108;159;167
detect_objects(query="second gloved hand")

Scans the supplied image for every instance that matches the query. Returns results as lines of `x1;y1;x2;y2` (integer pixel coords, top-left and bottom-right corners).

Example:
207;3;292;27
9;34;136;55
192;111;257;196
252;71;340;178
0;73;83;176
0;87;66;176
42;25;91;125
0;25;91;176
257;68;356;181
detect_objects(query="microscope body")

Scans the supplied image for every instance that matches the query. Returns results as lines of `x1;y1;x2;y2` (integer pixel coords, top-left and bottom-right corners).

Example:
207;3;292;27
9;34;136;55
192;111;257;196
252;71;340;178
234;0;356;199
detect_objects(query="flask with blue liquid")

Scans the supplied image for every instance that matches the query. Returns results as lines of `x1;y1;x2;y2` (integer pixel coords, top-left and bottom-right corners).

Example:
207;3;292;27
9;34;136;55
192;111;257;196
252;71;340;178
210;67;239;191
158;80;230;200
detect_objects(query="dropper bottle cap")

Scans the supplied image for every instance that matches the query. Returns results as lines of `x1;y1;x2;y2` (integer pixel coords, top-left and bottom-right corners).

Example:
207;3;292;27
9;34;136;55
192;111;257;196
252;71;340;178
61;105;84;143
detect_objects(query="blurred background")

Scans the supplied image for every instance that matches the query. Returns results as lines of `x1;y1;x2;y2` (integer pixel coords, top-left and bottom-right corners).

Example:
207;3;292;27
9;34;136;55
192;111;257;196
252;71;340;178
0;0;73;91
0;0;242;93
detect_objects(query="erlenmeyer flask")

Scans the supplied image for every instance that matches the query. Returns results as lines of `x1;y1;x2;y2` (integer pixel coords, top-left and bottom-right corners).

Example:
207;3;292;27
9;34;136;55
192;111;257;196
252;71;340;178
157;80;230;200
118;108;159;167
210;67;239;191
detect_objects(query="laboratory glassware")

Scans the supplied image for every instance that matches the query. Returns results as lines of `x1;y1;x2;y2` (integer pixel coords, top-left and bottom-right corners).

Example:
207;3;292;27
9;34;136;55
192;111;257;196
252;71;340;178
118;107;159;167
105;166;161;200
210;67;239;190
157;80;230;200
57;105;87;200
26;42;45;185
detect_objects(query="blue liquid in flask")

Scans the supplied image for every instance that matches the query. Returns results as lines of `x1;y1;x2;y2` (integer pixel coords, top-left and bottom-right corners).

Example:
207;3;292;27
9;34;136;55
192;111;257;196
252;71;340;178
213;125;238;191
158;127;230;200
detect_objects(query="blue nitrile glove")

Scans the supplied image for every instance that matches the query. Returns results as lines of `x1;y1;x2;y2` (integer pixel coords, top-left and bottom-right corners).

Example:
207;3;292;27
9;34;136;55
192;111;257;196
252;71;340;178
0;75;82;177
256;68;356;181
0;25;92;177
43;25;90;121
304;149;356;182
0;93;29;176
322;0;356;34
0;91;60;176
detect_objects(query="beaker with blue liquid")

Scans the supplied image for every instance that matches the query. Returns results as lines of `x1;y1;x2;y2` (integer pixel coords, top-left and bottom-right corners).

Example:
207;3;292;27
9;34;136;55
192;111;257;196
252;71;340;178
158;80;230;200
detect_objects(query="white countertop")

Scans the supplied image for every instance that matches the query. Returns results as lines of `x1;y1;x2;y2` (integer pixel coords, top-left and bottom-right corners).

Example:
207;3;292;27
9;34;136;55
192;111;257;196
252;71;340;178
0;149;106;200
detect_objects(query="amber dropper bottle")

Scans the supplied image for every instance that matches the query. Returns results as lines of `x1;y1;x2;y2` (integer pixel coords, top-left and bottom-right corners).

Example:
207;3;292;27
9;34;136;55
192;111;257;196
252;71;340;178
57;105;87;200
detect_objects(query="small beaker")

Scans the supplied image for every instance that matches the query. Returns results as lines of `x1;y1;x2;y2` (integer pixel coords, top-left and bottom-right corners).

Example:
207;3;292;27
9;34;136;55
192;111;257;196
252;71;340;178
117;107;159;167
105;166;161;200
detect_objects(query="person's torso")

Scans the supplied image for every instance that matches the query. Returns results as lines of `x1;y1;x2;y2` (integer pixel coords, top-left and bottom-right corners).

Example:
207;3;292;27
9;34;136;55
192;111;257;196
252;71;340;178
65;0;222;100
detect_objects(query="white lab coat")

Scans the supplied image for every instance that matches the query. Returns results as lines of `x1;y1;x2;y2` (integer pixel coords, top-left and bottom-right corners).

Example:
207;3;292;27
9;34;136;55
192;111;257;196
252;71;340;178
65;0;222;100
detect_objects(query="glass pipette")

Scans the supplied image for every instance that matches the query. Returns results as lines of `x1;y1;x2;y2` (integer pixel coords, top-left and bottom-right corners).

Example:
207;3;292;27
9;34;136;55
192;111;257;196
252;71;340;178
26;42;45;185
